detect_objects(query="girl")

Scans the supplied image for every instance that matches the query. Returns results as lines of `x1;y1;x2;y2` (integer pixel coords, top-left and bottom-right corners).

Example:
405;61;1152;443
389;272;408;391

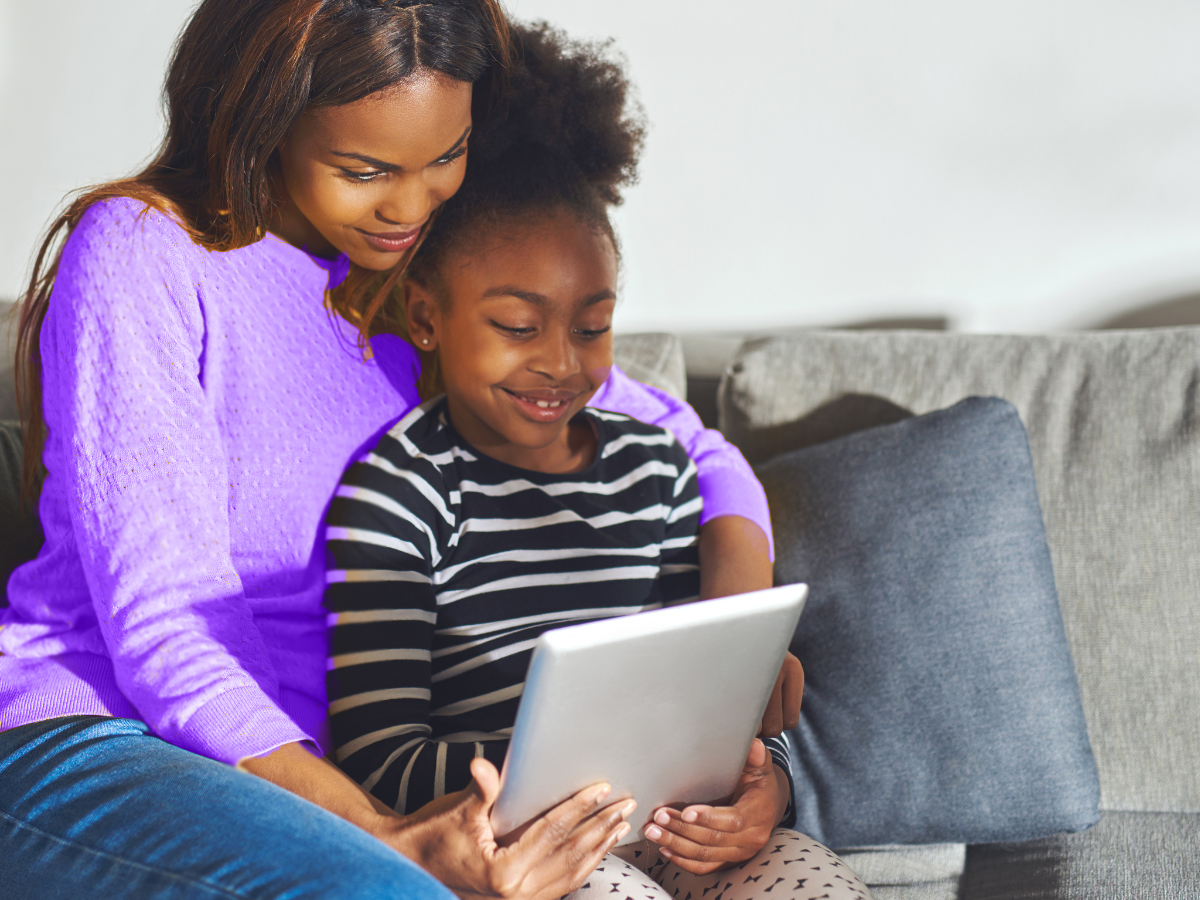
325;23;872;900
1;2;782;899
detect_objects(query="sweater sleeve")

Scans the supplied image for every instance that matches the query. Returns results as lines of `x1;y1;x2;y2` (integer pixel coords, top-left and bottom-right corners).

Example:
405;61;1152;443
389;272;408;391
590;365;774;560
40;198;310;763
325;436;499;811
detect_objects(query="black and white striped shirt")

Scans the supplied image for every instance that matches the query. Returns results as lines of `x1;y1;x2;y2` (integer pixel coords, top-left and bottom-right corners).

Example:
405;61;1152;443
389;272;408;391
325;396;792;816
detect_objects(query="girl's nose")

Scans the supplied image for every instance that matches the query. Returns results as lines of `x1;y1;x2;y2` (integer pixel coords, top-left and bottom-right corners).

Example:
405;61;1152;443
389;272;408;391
531;329;580;381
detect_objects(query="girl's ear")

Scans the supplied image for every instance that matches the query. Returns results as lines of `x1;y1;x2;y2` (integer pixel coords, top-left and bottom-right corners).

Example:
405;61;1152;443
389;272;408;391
404;277;440;351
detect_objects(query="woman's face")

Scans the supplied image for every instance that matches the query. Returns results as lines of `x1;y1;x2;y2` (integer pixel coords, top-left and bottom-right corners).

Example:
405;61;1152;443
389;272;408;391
274;71;473;269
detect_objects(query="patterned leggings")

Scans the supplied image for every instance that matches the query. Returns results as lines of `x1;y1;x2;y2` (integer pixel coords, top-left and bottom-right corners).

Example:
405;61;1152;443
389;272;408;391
568;829;873;900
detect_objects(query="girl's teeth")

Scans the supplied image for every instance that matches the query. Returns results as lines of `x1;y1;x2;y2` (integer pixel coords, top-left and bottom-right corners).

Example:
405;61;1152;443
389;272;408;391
534;400;562;409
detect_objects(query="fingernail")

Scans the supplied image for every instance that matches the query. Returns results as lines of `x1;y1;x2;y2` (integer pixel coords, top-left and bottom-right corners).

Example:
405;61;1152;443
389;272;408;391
660;847;673;859
616;822;632;841
594;784;611;805
621;800;637;818
682;809;698;823
654;809;670;826
645;824;662;840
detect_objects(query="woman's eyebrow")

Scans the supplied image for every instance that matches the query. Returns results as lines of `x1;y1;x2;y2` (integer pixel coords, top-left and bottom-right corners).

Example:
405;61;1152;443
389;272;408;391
329;126;472;171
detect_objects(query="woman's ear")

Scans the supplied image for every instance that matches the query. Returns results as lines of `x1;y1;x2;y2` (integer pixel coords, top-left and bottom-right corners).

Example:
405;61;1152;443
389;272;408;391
404;277;440;351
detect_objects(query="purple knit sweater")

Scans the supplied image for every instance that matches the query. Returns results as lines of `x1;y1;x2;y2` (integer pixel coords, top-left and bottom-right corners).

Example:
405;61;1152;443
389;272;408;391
0;198;772;764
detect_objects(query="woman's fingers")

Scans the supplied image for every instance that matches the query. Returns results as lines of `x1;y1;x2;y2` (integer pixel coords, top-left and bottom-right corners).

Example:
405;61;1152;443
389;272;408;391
498;792;635;900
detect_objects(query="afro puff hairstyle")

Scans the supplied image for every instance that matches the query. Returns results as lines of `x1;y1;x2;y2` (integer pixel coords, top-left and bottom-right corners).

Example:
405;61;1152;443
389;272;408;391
407;20;646;291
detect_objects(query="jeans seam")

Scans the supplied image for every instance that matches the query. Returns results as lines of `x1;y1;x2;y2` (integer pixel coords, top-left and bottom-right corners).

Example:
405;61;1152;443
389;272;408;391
0;807;251;900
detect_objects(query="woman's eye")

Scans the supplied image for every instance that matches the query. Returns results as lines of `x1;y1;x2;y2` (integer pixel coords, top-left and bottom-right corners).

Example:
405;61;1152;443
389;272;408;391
340;169;385;183
575;326;612;339
434;147;467;167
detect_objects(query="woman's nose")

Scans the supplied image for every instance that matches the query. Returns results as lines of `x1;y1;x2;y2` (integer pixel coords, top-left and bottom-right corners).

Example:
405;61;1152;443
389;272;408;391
376;173;436;228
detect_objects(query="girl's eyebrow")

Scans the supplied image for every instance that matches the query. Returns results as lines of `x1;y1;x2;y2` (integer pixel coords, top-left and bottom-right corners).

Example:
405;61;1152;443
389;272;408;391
329;125;472;171
483;287;617;307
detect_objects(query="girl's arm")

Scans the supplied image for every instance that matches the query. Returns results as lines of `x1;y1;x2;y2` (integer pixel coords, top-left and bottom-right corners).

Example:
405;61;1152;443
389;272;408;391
590;364;774;560
324;444;507;811
43;198;310;763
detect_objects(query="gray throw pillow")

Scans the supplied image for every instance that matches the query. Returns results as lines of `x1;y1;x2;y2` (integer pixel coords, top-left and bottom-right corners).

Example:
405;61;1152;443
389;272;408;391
760;397;1099;848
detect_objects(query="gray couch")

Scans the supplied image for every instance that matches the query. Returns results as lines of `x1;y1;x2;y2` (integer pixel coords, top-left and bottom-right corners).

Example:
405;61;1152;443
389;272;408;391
3;315;1198;899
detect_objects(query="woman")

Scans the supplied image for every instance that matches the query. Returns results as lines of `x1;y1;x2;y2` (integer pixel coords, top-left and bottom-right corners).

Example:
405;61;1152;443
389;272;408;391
0;2;791;899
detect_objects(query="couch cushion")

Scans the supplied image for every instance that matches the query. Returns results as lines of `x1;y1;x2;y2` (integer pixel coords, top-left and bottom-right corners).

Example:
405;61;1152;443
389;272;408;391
612;332;687;401
960;811;1200;899
1;421;43;607
837;843;965;900
761;398;1098;846
719;329;1200;813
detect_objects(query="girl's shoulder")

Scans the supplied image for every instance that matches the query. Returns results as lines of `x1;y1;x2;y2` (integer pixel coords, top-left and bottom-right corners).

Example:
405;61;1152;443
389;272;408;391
365;396;466;489
585;407;691;470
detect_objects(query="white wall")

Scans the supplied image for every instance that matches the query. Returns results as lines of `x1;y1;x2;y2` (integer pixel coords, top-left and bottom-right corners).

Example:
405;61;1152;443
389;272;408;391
4;0;1200;333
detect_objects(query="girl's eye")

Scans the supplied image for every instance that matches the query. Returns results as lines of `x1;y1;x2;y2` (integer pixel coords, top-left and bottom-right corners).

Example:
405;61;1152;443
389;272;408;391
575;326;612;339
340;169;385;183
491;321;535;336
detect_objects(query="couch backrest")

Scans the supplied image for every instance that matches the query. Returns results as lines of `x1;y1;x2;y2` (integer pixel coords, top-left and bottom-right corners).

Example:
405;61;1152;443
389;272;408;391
719;329;1200;814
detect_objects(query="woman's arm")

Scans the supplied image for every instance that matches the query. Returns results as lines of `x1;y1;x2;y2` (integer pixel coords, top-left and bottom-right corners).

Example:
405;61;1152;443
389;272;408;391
44;198;310;762
592;365;800;735
241;743;635;900
589;365;774;560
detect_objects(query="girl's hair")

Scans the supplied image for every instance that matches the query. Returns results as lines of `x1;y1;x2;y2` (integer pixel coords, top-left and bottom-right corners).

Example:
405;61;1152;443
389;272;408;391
12;0;512;507
407;21;646;396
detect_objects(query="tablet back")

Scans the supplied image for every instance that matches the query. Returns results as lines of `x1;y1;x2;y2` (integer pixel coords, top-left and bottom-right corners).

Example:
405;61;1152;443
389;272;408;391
490;584;807;843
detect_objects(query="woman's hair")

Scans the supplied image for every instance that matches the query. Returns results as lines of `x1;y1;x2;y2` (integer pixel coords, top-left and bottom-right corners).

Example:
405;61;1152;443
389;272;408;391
12;0;512;506
407;21;646;396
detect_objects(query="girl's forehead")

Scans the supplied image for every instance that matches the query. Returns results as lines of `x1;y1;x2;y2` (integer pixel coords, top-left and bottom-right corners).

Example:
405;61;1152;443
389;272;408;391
448;213;618;307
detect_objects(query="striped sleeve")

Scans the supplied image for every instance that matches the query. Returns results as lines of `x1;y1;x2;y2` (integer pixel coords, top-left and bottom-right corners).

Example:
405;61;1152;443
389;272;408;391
658;440;702;606
325;439;494;811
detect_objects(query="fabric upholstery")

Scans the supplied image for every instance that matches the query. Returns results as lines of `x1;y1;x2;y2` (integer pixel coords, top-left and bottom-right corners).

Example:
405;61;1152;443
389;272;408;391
959;811;1200;899
612;332;687;401
720;329;1200;814
761;398;1098;846
837;844;965;900
1;421;42;607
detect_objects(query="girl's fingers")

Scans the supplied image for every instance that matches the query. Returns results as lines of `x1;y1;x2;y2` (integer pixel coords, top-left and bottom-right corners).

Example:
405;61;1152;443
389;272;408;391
644;824;749;867
655;804;745;837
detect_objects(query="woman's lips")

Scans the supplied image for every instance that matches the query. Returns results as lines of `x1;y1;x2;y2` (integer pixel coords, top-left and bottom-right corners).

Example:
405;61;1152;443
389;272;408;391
502;388;578;424
358;226;422;254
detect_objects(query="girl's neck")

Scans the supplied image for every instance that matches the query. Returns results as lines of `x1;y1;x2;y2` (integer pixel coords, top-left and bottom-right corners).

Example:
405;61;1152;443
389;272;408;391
443;394;598;475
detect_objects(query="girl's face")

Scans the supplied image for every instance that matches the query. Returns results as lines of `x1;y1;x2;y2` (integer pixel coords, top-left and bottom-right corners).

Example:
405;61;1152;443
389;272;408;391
406;210;618;474
274;71;473;269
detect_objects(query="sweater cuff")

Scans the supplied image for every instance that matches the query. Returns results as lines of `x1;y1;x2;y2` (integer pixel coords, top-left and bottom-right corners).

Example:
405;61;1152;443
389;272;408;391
695;463;775;561
172;686;316;765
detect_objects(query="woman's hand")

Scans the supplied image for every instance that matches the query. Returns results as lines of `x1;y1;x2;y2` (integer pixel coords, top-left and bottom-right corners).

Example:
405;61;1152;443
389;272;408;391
241;745;633;900
642;739;788;875
387;758;634;900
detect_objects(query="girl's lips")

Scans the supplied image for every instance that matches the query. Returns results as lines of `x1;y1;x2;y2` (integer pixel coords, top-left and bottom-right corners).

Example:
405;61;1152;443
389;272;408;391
358;227;422;254
502;388;578;424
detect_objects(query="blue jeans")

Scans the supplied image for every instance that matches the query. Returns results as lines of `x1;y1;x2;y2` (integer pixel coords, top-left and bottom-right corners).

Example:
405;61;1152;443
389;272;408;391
0;716;455;900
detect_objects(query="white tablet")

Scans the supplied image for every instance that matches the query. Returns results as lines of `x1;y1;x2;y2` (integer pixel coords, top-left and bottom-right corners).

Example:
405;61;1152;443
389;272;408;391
490;583;808;844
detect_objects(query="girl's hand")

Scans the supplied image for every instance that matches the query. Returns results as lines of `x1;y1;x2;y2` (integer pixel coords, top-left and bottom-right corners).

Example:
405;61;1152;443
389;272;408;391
642;740;788;875
388;757;636;900
759;651;804;737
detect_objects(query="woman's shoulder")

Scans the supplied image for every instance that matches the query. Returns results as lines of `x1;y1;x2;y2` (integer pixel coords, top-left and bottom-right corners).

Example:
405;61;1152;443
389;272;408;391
71;196;195;254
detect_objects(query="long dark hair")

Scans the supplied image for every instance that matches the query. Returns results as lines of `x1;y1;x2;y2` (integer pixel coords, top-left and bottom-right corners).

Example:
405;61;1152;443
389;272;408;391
13;0;512;506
